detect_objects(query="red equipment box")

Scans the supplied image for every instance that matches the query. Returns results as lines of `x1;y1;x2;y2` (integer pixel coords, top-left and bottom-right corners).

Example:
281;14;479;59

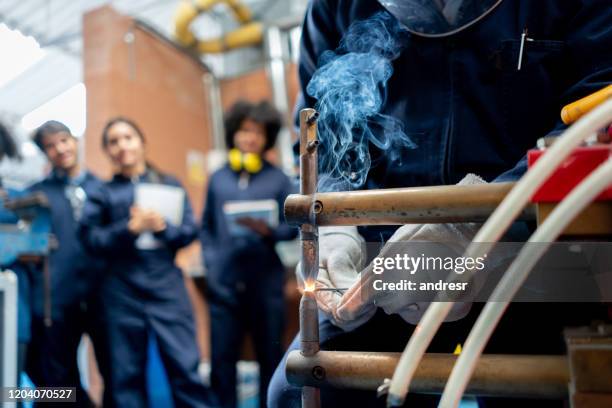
528;145;612;203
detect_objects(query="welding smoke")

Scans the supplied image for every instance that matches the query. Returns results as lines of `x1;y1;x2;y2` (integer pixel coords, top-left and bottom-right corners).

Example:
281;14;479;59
307;11;415;191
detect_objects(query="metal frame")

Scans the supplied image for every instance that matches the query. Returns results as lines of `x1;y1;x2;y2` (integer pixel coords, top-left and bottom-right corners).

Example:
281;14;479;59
297;108;321;407
264;24;295;175
263;18;303;176
0;269;18;408
287;351;569;399
202;72;226;150
288;108;577;406
565;325;612;407
285;183;536;226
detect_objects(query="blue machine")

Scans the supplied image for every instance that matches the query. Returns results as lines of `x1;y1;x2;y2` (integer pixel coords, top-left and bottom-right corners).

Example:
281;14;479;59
1;190;53;329
0;190;52;267
0;189;51;404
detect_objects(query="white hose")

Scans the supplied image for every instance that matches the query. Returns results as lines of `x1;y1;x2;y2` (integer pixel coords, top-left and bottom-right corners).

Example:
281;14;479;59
387;97;612;407
440;157;612;408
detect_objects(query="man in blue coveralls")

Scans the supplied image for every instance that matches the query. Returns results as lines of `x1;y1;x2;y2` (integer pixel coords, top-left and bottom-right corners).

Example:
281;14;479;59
26;121;107;407
269;1;611;407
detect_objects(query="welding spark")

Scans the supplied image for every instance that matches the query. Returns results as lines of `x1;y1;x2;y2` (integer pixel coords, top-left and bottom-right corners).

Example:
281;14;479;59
304;280;317;293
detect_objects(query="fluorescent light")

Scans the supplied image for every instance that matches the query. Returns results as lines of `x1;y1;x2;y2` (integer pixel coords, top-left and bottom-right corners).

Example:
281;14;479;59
21;83;87;136
0;23;46;89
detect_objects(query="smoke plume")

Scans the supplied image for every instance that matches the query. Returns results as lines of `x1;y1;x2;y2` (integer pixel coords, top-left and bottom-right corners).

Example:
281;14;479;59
307;11;416;191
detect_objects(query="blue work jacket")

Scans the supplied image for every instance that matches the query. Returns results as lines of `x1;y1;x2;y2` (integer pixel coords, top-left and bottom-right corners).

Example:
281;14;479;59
297;0;611;241
28;171;105;318
79;170;197;301
200;163;297;302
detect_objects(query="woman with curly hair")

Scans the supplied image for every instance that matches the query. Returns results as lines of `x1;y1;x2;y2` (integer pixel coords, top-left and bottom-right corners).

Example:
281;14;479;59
200;101;297;408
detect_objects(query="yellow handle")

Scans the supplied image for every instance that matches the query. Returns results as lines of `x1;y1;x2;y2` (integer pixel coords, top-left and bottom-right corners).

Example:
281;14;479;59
561;84;612;125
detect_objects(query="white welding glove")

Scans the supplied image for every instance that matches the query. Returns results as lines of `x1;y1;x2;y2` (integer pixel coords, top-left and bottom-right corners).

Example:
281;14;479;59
335;174;486;326
296;226;375;331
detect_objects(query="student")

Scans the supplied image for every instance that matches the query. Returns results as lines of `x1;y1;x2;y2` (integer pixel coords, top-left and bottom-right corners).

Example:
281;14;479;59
200;101;297;408
79;117;216;408
26;120;107;407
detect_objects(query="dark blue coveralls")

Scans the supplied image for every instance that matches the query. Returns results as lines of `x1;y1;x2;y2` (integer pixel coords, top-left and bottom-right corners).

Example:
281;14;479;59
269;1;612;407
79;169;216;408
200;162;297;408
23;170;108;407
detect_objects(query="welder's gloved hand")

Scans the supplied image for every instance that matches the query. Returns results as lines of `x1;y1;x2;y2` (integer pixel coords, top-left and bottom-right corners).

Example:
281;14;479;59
335;174;486;327
296;226;373;330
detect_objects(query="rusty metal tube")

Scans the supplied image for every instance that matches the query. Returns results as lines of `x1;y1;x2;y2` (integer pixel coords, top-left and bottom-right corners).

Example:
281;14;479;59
299;109;318;197
298;108;321;408
299;291;320;356
285;182;537;226
286;351;569;399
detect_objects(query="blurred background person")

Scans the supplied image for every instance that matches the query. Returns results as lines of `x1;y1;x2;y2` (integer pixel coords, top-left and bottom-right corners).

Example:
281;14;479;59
22;121;107;407
0;122;19;169
200;101;297;408
79;117;217;407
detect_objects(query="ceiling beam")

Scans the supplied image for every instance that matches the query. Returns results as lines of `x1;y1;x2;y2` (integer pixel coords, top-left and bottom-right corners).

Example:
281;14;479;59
0;13;81;57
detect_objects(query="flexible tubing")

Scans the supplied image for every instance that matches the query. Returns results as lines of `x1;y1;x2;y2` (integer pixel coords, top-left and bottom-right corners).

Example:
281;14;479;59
440;157;612;408
387;98;612;406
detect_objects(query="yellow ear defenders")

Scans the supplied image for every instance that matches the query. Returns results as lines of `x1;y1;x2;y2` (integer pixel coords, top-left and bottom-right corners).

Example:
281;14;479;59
228;148;263;173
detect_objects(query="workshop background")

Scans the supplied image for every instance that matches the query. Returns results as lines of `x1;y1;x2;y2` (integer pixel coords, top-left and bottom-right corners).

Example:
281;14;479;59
0;1;306;407
4;1;609;408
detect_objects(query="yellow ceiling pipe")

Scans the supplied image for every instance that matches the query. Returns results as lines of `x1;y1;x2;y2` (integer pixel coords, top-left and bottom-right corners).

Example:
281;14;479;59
221;0;253;24
174;0;263;54
197;22;263;53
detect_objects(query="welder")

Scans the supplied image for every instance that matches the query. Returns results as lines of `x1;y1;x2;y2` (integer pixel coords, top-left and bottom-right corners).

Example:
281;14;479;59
268;1;612;407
